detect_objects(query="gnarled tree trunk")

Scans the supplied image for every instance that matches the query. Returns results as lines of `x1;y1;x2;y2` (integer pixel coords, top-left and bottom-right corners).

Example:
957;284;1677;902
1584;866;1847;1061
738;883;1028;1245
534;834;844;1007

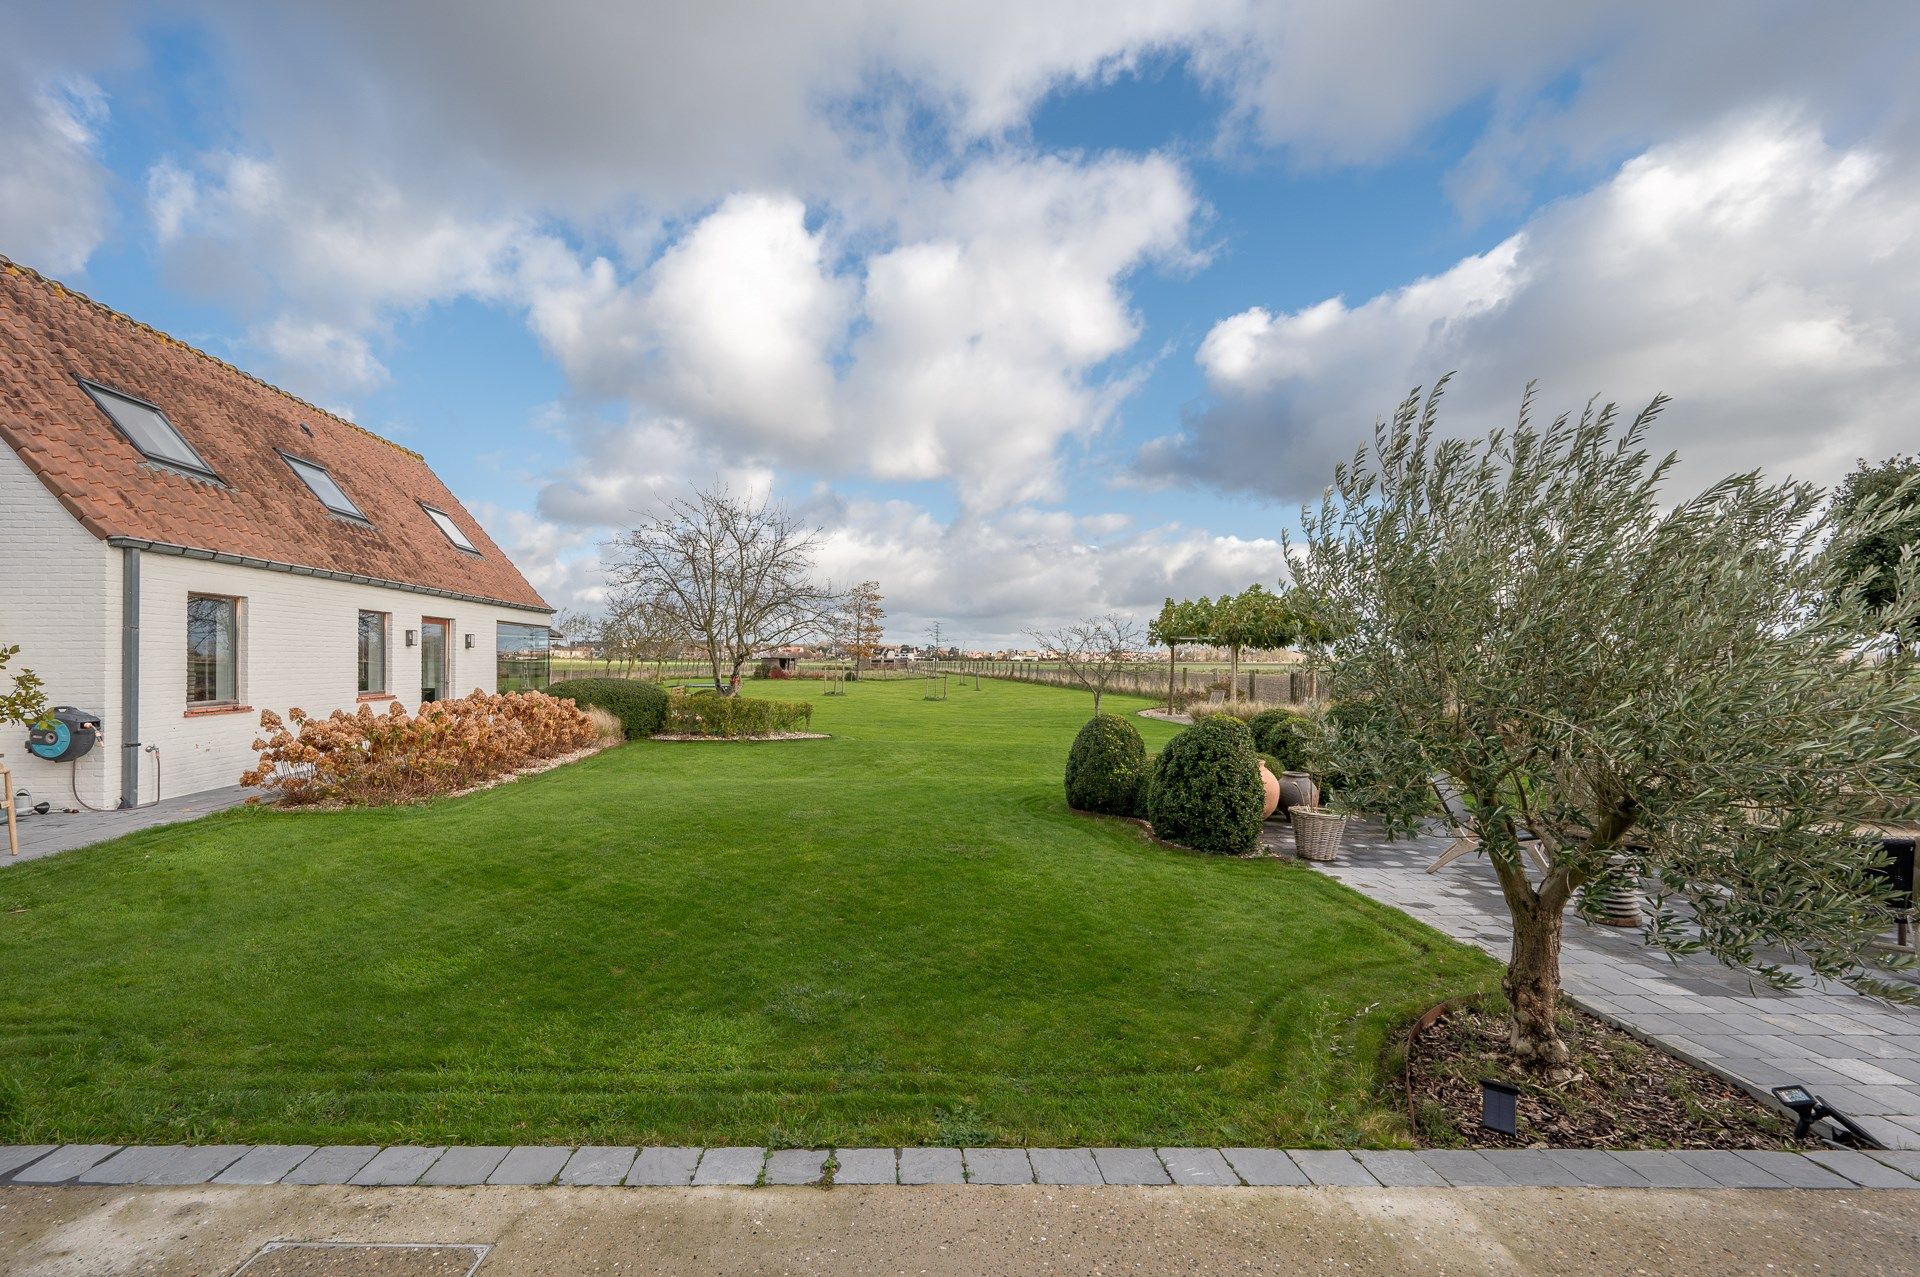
1489;847;1577;1077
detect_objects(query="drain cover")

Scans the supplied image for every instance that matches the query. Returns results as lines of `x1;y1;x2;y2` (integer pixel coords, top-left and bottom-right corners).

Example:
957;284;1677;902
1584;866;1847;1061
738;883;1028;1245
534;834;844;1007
231;1242;489;1277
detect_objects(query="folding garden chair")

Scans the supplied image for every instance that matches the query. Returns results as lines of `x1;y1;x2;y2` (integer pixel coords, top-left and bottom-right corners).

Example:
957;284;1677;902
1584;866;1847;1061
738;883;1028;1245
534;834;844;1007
1425;773;1551;874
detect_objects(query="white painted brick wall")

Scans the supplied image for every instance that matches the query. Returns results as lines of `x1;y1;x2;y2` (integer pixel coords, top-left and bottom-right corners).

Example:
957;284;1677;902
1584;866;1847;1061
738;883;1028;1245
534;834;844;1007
2;443;552;805
0;446;119;810
135;553;550;798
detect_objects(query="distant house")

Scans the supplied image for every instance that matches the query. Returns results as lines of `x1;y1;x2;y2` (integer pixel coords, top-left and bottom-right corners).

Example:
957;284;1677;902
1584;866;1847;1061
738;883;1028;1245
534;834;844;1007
0;258;553;808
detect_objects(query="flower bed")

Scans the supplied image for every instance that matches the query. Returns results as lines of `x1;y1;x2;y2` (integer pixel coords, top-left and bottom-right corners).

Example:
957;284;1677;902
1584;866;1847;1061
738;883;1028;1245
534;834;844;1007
241;690;599;806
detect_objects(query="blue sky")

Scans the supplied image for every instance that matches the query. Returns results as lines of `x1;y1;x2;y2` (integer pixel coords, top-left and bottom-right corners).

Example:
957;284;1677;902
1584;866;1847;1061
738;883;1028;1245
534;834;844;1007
5;2;1916;644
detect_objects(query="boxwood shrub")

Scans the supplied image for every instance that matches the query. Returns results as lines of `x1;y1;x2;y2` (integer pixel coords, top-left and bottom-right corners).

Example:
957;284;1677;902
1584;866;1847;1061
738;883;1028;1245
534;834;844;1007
1146;714;1264;854
1246;707;1316;773
547;678;668;739
1064;713;1149;815
666;693;813;737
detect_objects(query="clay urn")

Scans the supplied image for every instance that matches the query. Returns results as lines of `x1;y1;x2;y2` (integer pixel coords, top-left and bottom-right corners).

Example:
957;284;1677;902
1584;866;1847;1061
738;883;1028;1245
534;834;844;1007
1278;770;1320;816
1258;760;1282;820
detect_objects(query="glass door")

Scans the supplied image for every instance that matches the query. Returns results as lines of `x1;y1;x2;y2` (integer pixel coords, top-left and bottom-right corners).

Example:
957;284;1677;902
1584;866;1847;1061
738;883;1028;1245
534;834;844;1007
420;618;449;702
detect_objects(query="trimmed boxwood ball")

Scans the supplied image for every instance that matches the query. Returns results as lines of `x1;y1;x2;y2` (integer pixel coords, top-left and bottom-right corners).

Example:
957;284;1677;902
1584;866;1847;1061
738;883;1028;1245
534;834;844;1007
1146;714;1265;854
1247;707;1315;773
547;678;668;739
1064;713;1149;815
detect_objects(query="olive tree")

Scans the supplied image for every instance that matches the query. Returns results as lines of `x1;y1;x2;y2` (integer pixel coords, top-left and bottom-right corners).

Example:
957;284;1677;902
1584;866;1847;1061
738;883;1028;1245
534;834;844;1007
1293;382;1920;1077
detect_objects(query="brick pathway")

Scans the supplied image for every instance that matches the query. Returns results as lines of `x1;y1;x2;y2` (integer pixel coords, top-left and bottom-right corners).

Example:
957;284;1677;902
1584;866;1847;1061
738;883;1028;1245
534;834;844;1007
1302;821;1920;1149
4;1142;1918;1189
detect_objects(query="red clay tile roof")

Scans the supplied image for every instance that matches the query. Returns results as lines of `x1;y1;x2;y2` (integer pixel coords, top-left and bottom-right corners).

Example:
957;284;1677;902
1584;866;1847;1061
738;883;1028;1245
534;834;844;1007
0;258;549;613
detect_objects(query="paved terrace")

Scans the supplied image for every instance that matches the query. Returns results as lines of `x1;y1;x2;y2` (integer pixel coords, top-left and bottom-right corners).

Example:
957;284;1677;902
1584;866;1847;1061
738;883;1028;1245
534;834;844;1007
1302;821;1920;1149
0;783;251;865
4;1142;1920;1189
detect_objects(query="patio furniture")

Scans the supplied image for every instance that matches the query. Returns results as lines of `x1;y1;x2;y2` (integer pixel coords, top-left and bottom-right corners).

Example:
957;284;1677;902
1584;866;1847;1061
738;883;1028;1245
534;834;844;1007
1425;773;1551;874
1862;824;1917;951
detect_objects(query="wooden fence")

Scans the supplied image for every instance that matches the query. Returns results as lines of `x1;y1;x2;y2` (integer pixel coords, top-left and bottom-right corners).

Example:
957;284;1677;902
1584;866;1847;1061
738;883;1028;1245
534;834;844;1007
936;659;1324;706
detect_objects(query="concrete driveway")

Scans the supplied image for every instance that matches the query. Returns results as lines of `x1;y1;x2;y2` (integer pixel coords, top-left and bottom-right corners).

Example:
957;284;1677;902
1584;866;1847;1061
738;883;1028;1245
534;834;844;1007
5;1183;1919;1276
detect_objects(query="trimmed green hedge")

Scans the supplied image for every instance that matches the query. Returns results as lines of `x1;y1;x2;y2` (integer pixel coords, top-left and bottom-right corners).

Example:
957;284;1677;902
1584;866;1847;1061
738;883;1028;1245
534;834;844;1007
1064;714;1149;816
1246;707;1316;773
1146;715;1264;855
547;678;668;739
666;694;813;737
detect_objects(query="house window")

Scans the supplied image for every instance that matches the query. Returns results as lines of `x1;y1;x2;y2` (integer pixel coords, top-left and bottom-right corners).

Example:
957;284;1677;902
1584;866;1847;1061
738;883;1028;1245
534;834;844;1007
497;621;551;692
421;503;479;553
187;595;240;705
283;451;369;521
80;379;217;479
358;611;389;695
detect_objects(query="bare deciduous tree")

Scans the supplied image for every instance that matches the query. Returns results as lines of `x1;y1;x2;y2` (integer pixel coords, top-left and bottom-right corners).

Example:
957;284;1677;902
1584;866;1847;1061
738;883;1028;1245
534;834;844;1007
1028;613;1145;715
609;488;837;694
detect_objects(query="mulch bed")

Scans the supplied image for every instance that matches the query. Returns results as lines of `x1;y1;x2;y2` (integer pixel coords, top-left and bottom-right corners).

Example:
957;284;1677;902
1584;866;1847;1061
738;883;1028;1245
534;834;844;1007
1405;1000;1809;1150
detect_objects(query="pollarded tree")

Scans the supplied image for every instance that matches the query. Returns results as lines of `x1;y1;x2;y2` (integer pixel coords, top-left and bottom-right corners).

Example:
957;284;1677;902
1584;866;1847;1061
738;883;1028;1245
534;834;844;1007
1293;381;1920;1077
1829;454;1920;653
1212;583;1311;701
1149;595;1216;711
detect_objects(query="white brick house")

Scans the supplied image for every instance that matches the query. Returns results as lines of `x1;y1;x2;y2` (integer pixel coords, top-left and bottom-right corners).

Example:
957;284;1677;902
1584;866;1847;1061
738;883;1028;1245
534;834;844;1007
0;259;554;808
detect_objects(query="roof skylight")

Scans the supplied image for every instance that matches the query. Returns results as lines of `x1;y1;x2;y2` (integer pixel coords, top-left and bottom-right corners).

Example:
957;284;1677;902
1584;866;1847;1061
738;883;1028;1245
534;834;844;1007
282;452;368;521
421;503;479;553
80;379;216;478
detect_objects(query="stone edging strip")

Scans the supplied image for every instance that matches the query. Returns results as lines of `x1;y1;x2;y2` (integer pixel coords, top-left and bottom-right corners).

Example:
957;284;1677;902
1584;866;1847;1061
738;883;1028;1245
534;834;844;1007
3;1144;1919;1190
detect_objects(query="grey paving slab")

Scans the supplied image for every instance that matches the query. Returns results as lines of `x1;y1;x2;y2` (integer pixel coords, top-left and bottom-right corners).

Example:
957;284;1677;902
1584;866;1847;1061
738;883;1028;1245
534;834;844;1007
763;1149;828;1185
1416;1149;1512;1187
9;1145;121;1184
1352;1150;1447;1187
1734;1151;1856;1188
1605;1151;1721;1188
1312;818;1920;1150
1221;1148;1309;1186
1543;1149;1653;1188
348;1145;446;1187
417;1146;510;1187
1673;1149;1792;1188
1805;1148;1919;1187
75;1146;185;1185
281;1145;381;1185
557;1146;637;1186
963;1148;1033;1185
1868;1150;1920;1177
212;1145;317;1185
1288;1150;1379;1187
1091;1147;1170;1185
143;1145;250;1185
1028;1148;1101;1185
0;1146;58;1180
1480;1150;1584;1186
832;1148;897;1185
691;1146;765;1186
626;1146;701;1186
487;1145;572;1186
898;1147;964;1184
1157;1147;1237;1186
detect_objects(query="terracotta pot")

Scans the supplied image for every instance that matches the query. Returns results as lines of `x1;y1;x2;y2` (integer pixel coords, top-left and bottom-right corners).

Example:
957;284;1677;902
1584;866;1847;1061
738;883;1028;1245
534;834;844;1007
1258;760;1281;820
1278;771;1319;816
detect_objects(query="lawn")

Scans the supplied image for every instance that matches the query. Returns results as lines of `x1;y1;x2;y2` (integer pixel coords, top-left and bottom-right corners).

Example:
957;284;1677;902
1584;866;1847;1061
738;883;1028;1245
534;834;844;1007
0;678;1497;1149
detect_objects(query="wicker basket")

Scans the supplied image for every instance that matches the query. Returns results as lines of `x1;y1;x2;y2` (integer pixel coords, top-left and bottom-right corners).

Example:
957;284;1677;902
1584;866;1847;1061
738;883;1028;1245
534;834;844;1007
1289;806;1347;862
